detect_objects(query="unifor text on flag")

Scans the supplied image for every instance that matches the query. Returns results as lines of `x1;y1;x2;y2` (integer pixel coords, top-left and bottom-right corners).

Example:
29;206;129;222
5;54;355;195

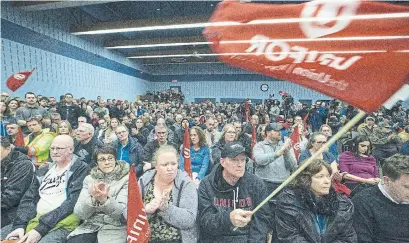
204;0;409;112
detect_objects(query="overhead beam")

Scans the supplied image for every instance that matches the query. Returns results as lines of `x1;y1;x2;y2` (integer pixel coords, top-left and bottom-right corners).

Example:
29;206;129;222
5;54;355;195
105;36;209;49
12;1;116;11
142;58;221;65
71;15;210;35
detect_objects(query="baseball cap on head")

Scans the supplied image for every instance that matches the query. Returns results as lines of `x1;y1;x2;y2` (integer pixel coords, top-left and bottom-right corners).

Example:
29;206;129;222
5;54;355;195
221;142;246;158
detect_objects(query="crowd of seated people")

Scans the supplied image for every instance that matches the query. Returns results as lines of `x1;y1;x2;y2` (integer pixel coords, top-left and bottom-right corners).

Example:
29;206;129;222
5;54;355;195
1;90;409;243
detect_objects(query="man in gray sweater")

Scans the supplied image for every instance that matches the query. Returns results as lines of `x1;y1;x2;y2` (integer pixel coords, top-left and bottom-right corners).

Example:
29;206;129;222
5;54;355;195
253;123;297;193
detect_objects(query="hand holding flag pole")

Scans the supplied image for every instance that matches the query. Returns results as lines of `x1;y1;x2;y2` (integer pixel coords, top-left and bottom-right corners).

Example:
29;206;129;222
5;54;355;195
233;110;366;231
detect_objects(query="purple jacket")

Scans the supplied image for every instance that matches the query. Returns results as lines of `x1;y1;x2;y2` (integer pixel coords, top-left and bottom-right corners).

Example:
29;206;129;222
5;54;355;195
339;151;379;183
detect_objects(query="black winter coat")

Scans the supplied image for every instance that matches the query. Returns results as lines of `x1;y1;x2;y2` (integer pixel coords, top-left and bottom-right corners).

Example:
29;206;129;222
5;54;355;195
11;155;89;237
1;150;34;226
198;164;270;243
275;188;357;243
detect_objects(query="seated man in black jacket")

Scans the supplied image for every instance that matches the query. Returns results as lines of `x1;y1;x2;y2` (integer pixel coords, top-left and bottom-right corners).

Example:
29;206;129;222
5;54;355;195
1;138;34;226
1;135;89;243
142;125;178;173
198;142;270;243
353;153;409;243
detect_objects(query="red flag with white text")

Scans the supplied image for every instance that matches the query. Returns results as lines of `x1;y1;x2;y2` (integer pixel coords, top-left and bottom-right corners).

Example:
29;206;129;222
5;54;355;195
290;125;301;160
204;1;409;112
183;127;193;178
127;164;150;243
6;68;35;92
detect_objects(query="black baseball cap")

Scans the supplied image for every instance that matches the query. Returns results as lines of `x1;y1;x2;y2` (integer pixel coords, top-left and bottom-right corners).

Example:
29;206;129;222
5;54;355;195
265;122;282;132
221;142;246;158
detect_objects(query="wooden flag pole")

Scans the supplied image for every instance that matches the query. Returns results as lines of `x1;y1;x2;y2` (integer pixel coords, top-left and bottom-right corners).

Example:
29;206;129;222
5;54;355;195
234;110;366;231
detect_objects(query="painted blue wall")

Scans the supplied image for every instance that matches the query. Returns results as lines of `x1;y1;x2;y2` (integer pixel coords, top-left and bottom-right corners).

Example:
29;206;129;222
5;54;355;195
153;80;331;103
1;2;149;101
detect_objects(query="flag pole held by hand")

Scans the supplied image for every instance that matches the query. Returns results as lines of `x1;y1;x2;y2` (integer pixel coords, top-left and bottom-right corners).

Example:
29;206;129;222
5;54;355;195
233;110;366;231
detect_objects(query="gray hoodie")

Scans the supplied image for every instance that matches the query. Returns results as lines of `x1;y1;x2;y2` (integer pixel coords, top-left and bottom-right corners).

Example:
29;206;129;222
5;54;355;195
253;140;297;183
139;169;198;243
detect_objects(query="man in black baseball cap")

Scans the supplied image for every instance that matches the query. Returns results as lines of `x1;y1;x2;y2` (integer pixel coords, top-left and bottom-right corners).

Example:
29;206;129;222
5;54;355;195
198;141;270;243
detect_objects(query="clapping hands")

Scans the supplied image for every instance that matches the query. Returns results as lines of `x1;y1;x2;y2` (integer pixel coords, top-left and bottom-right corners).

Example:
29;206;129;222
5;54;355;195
89;182;110;204
145;189;172;214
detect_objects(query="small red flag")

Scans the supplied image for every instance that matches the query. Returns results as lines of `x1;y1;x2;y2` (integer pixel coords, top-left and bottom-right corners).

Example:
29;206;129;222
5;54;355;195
204;1;409;112
182;127;193;178
6;68;35;92
290;125;301;160
251;125;257;159
15;127;25;146
127;164;150;243
244;100;250;123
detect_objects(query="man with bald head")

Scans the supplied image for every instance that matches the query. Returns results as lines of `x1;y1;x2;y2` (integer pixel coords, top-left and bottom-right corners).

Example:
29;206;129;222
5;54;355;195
2;135;89;243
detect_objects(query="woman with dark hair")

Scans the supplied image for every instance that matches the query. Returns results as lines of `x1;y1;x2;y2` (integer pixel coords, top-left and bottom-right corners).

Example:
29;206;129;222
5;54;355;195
139;145;198;243
7;98;20;117
131;118;150;146
0;101;16;136
339;135;380;197
275;159;357;242
67;145;129;243
179;126;210;183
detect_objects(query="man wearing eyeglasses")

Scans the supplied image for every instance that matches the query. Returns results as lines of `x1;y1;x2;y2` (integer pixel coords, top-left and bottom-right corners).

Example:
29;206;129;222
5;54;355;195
115;125;144;176
2;135;89;243
142;125;178;173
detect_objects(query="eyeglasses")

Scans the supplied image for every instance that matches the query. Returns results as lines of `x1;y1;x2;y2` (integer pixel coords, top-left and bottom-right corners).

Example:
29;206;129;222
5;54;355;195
50;146;70;152
314;141;326;144
97;157;115;163
116;130;128;135
359;144;369;147
322;130;331;132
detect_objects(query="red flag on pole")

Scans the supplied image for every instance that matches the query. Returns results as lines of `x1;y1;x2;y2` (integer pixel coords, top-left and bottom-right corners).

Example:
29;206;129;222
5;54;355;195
204;1;409;112
6;68;35;92
251;125;257;159
183;127;193;178
290;125;301;161
15;127;25;146
244;100;250;123
127;164;150;243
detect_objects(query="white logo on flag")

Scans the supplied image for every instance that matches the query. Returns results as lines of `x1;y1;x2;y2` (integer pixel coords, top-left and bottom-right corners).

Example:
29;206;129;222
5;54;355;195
300;0;360;39
13;73;26;80
183;147;190;158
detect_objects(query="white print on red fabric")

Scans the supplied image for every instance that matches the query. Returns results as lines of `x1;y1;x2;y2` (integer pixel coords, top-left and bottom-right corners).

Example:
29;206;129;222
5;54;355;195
300;0;360;39
13;73;27;80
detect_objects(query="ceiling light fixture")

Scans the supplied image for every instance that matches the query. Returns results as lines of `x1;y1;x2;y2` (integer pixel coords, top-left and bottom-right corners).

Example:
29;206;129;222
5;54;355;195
106;35;409;49
128;50;388;59
73;12;409;35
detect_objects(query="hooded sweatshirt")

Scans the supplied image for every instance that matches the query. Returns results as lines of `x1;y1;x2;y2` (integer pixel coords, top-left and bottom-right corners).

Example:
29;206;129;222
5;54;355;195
198;163;270;243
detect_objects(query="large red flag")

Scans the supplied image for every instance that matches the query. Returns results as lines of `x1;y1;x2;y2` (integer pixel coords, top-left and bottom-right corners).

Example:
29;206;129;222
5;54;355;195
127;164;150;243
15;127;25;146
6;68;35;92
204;1;409;112
290;125;301;161
182;127;193;178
